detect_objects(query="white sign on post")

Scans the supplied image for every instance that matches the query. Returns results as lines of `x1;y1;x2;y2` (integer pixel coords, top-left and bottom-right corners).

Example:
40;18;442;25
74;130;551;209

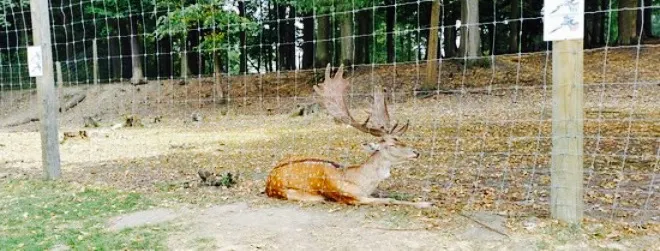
27;46;44;77
543;0;584;41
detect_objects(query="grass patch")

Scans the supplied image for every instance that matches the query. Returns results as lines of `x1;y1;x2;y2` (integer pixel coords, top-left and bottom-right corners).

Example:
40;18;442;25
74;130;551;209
0;179;168;250
192;237;218;250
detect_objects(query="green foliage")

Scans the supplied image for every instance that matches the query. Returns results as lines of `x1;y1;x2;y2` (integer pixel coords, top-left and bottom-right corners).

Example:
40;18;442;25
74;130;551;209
85;0;153;19
0;0;657;86
153;0;254;56
288;0;379;13
0;0;28;27
154;0;249;37
0;180;168;250
0;49;32;90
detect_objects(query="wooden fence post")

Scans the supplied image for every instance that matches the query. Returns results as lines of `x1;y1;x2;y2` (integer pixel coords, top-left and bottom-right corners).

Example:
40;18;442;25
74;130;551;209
29;0;61;179
544;0;585;224
551;40;584;224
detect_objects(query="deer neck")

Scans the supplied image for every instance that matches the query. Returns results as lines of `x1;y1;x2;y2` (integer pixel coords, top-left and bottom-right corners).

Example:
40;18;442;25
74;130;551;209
362;151;394;180
344;151;394;195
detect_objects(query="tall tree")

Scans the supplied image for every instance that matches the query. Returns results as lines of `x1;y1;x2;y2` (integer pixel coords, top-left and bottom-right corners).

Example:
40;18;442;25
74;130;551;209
385;0;395;63
638;0;655;38
108;37;122;81
86;0;154;84
444;26;456;58
424;0;440;89
154;0;248;75
316;15;331;67
181;34;189;78
187;29;203;76
128;17;146;84
302;14;315;69
460;0;480;60
157;35;173;78
239;0;247;73
443;0;458;58
276;3;296;70
618;0;638;44
509;0;520;52
355;9;373;64
293;0;374;67
339;11;354;66
591;0;605;47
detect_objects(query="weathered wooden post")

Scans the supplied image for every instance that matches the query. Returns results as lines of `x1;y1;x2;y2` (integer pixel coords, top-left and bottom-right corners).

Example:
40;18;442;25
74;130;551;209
28;0;61;179
544;0;585;224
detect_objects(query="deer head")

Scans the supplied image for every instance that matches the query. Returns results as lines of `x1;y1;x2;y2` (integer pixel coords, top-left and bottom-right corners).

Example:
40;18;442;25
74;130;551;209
313;64;419;162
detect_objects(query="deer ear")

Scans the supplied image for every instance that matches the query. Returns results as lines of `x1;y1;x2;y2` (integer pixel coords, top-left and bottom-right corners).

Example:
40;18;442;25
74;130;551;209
361;142;380;153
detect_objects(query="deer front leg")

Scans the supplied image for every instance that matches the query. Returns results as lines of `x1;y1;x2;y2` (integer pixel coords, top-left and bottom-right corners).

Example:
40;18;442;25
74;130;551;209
356;197;433;209
284;189;327;203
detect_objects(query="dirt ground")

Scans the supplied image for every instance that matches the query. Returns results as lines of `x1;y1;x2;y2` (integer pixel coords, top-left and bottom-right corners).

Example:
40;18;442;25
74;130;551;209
1;50;659;249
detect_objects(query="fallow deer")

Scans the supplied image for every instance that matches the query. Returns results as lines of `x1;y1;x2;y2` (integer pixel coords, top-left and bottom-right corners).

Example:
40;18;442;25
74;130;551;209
264;64;432;208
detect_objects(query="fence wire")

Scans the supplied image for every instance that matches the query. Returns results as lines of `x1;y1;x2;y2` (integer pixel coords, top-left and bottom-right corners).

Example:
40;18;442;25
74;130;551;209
0;0;658;225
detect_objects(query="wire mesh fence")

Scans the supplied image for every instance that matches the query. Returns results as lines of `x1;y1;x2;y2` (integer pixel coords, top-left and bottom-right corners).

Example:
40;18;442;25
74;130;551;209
0;0;658;226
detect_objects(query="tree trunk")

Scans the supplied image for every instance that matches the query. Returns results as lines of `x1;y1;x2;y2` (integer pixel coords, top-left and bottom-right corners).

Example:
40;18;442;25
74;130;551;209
424;0;441;90
365;11;373;64
402;31;409;61
355;11;364;64
419;1;432;61
239;0;247;73
316;15;331;67
128;18;145;84
509;0;520;52
109;36;122;81
460;0;480;59
157;37;172;78
213;51;226;102
275;3;281;71
285;6;296;69
340;12;354;66
266;45;273;72
276;4;295;70
418;31;423;61
585;0;595;47
188;29;201;75
591;0;603;46
120;29;132;79
257;43;262;71
213;50;222;74
277;4;284;70
643;0;653;37
302;14;315;69
618;0;638;45
601;0;609;44
386;0;395;63
638;0;654;38
180;35;189;78
444;26;456;58
355;9;373;65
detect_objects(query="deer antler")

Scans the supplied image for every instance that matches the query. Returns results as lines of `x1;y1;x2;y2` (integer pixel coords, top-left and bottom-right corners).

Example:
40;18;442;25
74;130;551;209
367;87;409;136
313;64;408;137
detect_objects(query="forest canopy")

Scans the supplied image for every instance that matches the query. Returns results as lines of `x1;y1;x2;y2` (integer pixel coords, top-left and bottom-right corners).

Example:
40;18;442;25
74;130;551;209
0;0;658;87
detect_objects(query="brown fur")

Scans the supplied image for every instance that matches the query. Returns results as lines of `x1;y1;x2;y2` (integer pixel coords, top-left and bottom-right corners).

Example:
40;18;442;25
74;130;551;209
264;147;431;208
271;158;343;170
265;158;347;201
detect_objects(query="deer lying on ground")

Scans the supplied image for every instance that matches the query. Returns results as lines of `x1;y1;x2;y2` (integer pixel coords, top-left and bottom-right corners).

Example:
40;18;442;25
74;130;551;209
265;64;432;208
